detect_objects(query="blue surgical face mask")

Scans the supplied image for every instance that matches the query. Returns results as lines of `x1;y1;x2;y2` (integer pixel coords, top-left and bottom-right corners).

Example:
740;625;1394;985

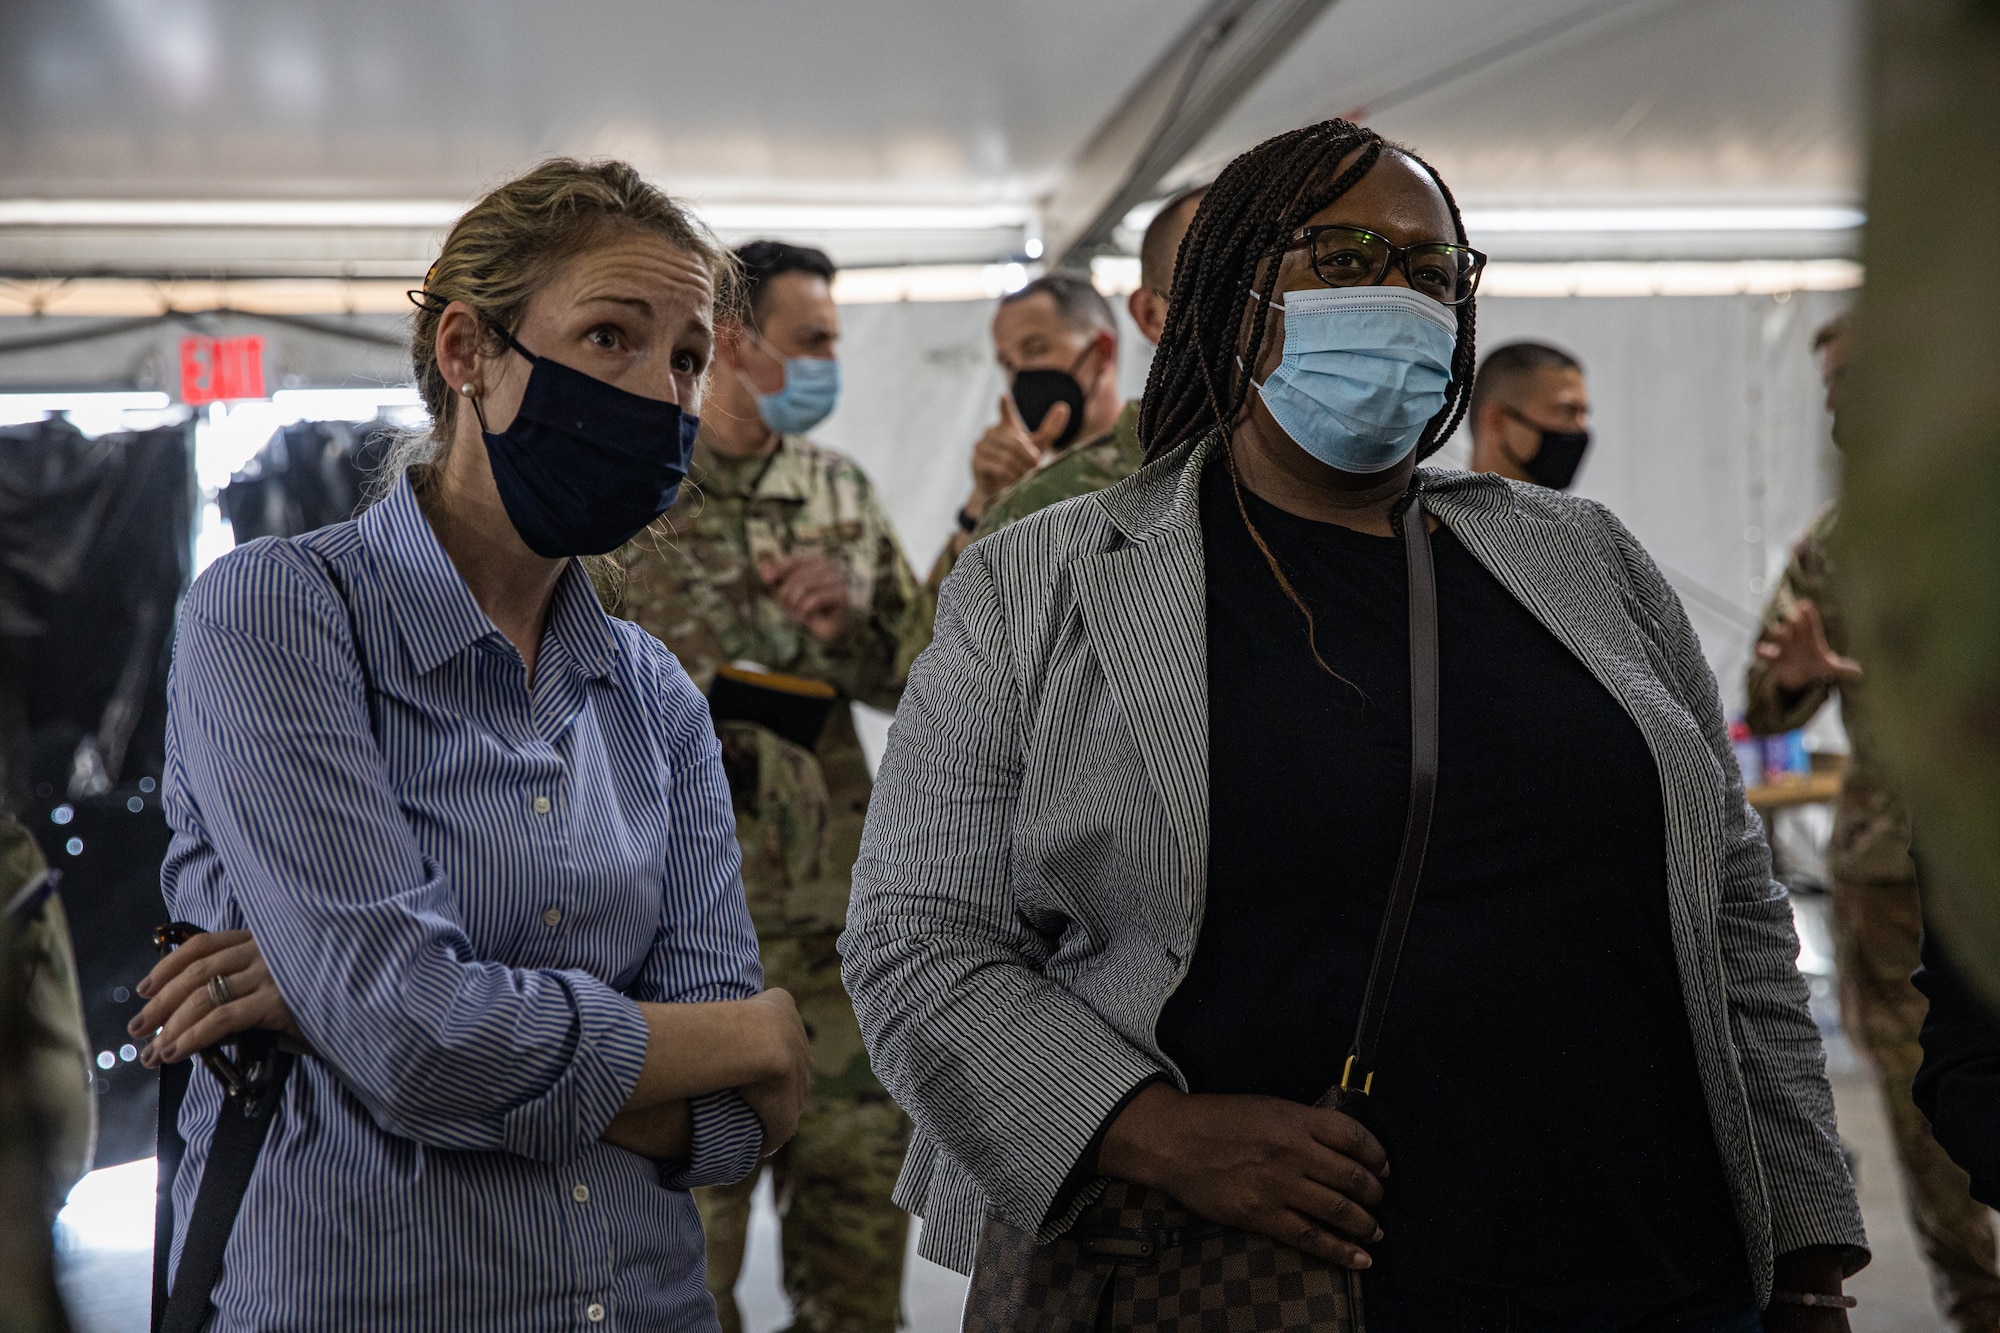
753;347;841;435
472;327;698;558
1249;284;1459;474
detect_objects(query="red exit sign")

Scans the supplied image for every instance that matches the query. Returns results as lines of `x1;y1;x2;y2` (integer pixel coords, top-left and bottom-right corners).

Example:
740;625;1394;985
179;334;266;404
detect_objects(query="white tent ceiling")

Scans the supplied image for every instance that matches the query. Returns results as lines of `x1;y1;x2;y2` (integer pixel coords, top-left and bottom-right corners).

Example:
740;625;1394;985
0;0;1862;274
0;0;1189;202
1186;0;1861;208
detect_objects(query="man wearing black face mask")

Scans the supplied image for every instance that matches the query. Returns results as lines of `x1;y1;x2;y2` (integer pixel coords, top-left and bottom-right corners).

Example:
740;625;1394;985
1468;341;1592;490
926;272;1125;589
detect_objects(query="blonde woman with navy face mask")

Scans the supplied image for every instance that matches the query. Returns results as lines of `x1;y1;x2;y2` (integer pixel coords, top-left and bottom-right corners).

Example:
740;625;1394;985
127;160;812;1332
842;121;1866;1333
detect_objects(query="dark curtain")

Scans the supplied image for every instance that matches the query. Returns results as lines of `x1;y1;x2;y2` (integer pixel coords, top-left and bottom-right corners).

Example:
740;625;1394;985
220;418;396;543
0;416;194;1166
0;418;192;808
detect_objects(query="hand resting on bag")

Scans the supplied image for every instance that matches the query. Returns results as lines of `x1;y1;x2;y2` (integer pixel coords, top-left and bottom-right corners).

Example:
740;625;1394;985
1097;1082;1388;1270
132;929;311;1064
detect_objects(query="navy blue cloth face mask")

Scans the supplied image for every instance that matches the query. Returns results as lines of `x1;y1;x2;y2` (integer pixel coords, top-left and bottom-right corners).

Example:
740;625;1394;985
469;326;699;558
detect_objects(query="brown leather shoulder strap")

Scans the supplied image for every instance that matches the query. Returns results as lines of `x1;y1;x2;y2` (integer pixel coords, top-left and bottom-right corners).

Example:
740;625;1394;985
1324;489;1439;1103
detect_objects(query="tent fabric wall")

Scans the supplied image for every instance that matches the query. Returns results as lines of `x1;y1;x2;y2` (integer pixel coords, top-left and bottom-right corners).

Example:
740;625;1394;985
807;300;1007;577
1444;289;1849;714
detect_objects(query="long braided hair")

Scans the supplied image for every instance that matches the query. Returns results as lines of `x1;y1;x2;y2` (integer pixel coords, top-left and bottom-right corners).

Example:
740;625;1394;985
1137;119;1478;680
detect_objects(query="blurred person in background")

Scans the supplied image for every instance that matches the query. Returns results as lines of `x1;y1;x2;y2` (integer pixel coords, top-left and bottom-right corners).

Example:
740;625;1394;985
1467;341;1592;490
127;160;812;1331
1914;914;2000;1214
1;859;73;1333
1126;184;1208;346
1747;311;2000;1332
603;239;928;1333
3;812;93;1219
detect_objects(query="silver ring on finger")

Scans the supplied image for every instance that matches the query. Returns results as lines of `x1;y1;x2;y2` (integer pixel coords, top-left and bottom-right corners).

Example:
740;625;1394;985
207;972;237;1007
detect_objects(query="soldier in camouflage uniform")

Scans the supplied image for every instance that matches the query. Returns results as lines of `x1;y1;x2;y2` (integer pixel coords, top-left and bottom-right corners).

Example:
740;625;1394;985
928;189;1205;589
970;400;1144;543
924;274;1133;594
1746;315;2000;1332
603;243;927;1333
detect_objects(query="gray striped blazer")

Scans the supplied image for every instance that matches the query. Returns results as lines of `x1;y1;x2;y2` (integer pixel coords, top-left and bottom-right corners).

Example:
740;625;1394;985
840;434;1866;1291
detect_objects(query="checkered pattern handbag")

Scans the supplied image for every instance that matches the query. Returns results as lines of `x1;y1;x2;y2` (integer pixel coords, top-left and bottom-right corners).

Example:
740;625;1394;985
961;493;1441;1333
964;1178;1366;1333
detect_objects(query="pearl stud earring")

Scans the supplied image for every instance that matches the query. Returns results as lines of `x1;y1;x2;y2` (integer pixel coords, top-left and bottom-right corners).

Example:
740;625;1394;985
460;383;475;396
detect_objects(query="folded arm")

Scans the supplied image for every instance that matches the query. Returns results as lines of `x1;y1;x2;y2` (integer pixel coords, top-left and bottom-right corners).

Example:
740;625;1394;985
614;691;806;1183
160;547;805;1166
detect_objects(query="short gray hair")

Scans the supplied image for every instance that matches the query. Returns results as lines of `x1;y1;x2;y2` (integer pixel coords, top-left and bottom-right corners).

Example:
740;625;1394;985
1001;272;1116;338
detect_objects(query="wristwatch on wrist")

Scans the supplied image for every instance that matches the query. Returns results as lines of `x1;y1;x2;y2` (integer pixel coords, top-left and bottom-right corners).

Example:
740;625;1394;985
1769;1291;1857;1309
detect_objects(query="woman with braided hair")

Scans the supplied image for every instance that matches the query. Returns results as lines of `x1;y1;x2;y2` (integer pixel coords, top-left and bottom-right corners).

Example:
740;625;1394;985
843;120;1864;1331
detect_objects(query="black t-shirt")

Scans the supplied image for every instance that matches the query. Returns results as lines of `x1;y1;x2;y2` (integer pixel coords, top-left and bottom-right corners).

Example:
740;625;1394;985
1156;461;1746;1314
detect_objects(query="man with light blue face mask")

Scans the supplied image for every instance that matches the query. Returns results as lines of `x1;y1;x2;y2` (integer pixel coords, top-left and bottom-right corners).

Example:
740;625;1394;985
719;238;845;439
604;239;928;1333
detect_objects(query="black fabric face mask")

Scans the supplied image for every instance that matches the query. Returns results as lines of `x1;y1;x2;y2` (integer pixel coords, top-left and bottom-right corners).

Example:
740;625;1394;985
1504;409;1591;490
472;327;699;558
1009;346;1096;452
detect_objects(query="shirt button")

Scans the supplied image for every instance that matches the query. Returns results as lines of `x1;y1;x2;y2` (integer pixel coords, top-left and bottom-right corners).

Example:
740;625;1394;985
572;1183;590;1203
543;907;563;928
533;795;551;815
587;1303;605;1323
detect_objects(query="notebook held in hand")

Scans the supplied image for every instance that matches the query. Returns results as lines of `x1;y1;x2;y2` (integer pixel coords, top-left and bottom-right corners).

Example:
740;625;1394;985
707;662;838;752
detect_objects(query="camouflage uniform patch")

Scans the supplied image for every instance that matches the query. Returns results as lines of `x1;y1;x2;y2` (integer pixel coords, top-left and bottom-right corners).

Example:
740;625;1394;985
603;434;920;1330
1749;503;2000;1330
1747;504;1915;885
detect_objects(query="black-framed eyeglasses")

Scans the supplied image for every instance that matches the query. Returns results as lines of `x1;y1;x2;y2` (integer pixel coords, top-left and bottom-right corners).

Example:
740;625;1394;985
1277;225;1487;306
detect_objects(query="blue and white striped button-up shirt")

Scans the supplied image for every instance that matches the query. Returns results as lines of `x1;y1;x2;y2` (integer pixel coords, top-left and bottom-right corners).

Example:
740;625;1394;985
161;471;764;1331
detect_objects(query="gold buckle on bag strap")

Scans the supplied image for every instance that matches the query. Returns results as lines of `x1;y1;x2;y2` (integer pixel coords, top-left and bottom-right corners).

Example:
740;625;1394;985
1340;1055;1375;1096
1074;1223;1231;1264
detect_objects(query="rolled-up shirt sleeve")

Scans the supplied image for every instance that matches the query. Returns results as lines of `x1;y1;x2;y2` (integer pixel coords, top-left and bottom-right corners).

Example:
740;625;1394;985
167;548;649;1161
663;1091;764;1189
626;668;767;1189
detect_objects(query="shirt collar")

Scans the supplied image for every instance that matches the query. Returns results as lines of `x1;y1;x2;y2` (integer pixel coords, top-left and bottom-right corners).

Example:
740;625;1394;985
359;471;621;680
543;560;621;681
1092;431;1213;545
